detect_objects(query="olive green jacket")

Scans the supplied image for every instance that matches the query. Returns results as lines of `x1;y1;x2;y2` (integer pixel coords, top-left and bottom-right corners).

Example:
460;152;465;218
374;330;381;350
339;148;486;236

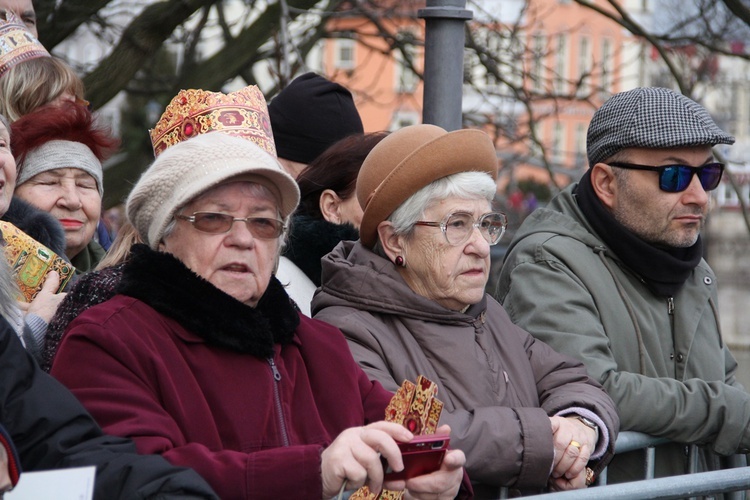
495;183;750;482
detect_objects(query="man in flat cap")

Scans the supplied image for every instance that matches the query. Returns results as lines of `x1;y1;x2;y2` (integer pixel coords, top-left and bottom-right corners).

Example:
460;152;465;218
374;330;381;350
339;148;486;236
495;87;745;483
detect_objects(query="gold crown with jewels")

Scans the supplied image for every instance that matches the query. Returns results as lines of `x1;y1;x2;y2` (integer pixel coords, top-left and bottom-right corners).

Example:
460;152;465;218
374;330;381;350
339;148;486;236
149;85;276;157
0;11;49;79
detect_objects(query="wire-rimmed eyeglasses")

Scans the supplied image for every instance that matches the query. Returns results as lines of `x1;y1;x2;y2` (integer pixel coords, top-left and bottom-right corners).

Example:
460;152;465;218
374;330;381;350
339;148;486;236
413;211;507;246
176;212;285;239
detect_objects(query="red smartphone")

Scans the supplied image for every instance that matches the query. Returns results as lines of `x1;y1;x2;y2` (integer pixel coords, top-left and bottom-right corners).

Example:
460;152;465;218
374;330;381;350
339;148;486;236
382;435;450;481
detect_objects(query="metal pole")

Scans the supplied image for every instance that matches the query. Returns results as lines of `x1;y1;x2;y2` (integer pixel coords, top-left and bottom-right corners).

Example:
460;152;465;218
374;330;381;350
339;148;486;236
418;0;472;131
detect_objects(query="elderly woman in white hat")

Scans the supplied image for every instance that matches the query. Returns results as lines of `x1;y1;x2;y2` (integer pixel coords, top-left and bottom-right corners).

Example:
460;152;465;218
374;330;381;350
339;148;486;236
51;129;466;500
312;124;620;497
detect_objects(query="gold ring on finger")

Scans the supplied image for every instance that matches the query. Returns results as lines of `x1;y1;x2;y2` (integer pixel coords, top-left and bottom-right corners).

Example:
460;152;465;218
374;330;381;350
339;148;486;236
569;440;582;450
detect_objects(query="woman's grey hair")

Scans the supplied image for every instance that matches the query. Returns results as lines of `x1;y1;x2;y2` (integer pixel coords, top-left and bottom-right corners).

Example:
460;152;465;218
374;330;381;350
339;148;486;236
382;171;497;242
161;181;289;250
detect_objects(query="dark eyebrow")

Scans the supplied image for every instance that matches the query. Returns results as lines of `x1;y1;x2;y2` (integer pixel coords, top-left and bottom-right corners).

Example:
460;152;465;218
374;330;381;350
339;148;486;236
661;154;715;166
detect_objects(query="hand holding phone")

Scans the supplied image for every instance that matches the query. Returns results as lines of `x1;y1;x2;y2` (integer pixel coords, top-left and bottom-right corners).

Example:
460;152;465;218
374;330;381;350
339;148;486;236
382;434;450;481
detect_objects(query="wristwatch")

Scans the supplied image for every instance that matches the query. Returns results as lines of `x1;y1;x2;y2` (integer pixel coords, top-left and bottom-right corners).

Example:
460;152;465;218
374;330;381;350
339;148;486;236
575;415;599;440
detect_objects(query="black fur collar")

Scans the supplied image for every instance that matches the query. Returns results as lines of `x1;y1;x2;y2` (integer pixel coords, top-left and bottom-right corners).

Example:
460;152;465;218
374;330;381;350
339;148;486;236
2;197;67;259
117;244;299;358
283;214;359;286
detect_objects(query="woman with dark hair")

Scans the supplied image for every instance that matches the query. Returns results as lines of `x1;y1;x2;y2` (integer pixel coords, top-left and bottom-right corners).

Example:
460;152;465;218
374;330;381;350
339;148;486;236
278;132;387;314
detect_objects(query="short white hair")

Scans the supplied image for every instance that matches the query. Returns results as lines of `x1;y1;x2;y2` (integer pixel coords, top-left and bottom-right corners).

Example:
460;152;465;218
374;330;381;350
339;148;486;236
386;171;496;239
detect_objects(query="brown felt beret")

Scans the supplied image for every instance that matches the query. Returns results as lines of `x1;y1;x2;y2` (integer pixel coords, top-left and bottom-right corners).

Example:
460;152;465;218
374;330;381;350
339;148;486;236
357;124;498;248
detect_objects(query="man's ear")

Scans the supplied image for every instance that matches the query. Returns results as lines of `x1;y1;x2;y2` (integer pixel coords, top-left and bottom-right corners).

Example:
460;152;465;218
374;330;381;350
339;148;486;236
590;163;617;209
377;221;406;263
319;189;342;224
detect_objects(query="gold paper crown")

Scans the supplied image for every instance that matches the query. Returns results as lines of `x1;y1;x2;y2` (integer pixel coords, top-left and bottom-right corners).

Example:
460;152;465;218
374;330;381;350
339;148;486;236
0;11;50;79
149;85;276;157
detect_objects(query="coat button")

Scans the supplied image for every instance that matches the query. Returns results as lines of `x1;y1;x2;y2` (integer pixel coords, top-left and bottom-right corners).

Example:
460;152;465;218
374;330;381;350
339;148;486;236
704;276;713;285
676;353;685;362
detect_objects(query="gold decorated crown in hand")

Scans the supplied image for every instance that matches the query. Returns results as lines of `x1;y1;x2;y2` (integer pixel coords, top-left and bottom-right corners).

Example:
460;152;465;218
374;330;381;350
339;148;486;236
149;85;276;157
0;12;49;79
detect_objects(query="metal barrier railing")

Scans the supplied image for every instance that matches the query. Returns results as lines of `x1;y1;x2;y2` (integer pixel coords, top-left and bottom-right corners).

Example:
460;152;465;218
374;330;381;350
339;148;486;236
523;466;750;499
522;431;750;500
596;431;671;485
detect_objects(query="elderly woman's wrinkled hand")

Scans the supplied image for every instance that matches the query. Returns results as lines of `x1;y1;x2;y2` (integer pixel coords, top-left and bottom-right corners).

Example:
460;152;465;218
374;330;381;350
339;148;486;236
20;271;66;324
320;421;413;498
548;416;597;489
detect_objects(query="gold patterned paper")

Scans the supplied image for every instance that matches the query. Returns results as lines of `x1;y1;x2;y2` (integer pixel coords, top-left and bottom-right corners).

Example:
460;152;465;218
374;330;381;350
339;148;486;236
149;86;276;158
351;376;444;500
0;221;74;301
0;12;49;78
385;379;415;425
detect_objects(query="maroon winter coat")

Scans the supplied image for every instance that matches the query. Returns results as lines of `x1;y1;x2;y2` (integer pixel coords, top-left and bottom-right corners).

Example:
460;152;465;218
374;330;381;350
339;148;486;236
51;245;394;499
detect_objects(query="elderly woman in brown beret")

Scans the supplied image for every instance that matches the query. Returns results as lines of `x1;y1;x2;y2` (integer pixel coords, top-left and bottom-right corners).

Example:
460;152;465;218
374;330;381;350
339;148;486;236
312;124;620;497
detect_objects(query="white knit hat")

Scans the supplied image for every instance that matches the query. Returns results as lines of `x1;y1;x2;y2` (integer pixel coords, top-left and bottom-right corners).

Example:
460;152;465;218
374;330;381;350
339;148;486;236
127;131;300;249
18;140;104;196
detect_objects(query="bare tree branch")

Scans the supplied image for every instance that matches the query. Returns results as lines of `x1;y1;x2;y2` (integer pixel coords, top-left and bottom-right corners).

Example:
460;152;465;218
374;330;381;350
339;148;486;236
83;0;219;108
37;0;114;50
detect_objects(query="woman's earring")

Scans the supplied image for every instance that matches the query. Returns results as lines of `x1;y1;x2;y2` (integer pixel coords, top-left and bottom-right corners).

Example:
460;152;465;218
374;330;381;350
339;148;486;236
395;256;405;267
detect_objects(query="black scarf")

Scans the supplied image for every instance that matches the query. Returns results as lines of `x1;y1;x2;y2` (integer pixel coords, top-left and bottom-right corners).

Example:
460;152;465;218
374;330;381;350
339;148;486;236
283;214;359;286
575;170;703;297
117;244;299;358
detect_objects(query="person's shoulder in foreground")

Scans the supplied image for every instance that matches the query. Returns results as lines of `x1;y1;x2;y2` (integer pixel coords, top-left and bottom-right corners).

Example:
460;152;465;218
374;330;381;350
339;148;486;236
0;312;218;499
496;87;743;481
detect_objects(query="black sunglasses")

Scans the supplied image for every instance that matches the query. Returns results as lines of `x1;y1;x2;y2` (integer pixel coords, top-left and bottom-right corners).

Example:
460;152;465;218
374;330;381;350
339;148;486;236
608;162;725;193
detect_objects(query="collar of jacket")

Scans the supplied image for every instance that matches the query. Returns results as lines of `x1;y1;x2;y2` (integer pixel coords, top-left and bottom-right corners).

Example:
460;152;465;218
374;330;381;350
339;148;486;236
71;239;106;275
282;213;359;286
117;244;299;358
316;239;489;323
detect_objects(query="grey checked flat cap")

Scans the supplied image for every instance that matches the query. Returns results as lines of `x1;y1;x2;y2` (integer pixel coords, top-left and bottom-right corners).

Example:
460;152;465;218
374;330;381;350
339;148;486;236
587;87;734;167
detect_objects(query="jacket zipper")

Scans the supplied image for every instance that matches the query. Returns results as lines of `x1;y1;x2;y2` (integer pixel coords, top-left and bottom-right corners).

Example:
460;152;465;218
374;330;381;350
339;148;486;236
667;297;678;370
267;357;290;447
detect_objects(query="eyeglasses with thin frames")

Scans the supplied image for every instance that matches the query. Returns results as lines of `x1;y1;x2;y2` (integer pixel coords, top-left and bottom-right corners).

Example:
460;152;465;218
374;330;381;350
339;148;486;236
176;212;285;239
414;211;507;246
608;161;724;193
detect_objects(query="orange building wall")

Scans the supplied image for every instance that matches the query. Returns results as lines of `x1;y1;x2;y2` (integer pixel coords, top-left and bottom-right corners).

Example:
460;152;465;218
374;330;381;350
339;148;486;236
323;14;424;133
319;0;634;186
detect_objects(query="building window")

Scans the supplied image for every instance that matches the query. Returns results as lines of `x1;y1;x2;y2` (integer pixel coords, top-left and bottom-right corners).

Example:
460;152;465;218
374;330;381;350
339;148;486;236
552;122;565;163
484;29;502;86
574;123;586;165
532;32;546;92
390;110;420;131
554;34;568;94
577;35;591;95
395;30;419;93
601;38;612;94
335;38;355;70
